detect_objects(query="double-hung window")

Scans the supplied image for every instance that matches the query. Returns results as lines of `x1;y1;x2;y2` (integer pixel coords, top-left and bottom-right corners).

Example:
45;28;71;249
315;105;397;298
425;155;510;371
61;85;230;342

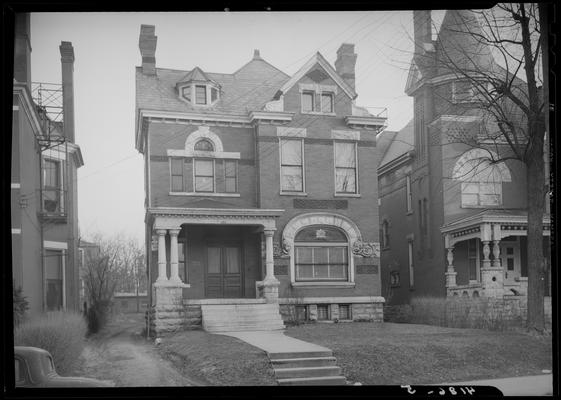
170;158;184;192
294;226;349;281
194;159;214;192
195;85;207;105
334;142;357;194
461;182;501;206
321;92;334;113
280;139;304;192
45;249;64;311
224;160;238;193
43;158;63;213
301;91;315;112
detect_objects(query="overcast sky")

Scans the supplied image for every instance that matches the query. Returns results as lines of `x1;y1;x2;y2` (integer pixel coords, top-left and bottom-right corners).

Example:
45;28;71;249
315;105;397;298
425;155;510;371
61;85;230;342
29;11;445;244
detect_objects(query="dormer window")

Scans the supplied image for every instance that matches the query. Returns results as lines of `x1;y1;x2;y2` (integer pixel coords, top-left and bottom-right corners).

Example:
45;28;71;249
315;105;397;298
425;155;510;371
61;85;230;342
302;91;315;112
176;67;221;107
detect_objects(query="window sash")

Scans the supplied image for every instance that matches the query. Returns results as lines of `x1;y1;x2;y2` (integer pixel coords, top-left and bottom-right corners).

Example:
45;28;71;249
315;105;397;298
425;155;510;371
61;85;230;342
461;182;501;206
295;246;348;281
302;91;314;112
195;85;207;104
170;158;184;192
321;93;333;113
194;159;214;192
406;175;412;212
335;167;356;193
281;139;303;192
224;160;238;193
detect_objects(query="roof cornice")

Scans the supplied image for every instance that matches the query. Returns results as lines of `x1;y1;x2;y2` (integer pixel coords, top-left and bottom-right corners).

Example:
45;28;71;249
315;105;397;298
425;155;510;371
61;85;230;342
378;151;414;176
13;83;43;137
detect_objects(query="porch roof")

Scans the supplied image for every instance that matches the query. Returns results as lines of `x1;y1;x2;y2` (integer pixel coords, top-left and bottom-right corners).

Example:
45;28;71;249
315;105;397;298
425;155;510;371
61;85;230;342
441;209;551;244
146;207;285;230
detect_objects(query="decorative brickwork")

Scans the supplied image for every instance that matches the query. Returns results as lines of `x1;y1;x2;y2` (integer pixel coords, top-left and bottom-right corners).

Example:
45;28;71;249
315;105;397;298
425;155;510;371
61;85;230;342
356;264;378;274
293;199;348;209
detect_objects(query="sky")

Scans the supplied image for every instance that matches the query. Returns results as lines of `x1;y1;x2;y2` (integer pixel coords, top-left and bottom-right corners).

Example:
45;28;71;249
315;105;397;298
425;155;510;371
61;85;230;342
29;11;446;244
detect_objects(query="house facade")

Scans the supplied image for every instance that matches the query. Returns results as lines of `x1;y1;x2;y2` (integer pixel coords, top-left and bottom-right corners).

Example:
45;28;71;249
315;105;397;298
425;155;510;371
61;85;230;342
12;13;84;317
135;25;386;335
378;10;551;309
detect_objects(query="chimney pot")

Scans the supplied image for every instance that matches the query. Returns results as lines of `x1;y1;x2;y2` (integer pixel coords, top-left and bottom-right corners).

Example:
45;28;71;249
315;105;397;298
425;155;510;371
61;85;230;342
253;49;261;59
335;43;357;90
14;13;32;88
413;10;432;55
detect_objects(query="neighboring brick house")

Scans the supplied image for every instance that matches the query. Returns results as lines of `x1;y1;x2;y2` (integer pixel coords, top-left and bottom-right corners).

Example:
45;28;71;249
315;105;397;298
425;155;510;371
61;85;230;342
378;10;551;307
12;13;84;316
135;25;387;335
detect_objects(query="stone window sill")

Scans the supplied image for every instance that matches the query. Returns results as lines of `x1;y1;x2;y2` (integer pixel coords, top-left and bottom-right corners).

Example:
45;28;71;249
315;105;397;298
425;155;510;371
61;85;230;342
301;111;337;117
292;282;355;288
280;192;308;196
169;192;241;197
334;193;361;198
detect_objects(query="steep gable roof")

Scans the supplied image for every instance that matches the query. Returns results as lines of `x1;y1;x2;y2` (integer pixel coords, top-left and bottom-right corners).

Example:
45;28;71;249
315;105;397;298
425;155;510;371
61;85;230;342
178;66;216;84
378;119;414;169
277;52;357;100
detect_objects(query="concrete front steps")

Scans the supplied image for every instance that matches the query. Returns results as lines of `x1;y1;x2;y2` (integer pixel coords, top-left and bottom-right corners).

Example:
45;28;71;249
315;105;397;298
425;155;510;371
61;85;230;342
269;350;347;385
201;302;285;332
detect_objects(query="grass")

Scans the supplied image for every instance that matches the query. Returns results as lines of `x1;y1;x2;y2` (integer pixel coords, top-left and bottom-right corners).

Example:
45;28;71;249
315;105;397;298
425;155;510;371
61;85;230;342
157;330;276;386
285;322;552;385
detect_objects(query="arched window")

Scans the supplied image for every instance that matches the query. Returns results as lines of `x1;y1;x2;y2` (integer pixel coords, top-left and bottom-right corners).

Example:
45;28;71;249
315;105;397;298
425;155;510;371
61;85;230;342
452;149;511;207
294;226;349;281
194;139;214;152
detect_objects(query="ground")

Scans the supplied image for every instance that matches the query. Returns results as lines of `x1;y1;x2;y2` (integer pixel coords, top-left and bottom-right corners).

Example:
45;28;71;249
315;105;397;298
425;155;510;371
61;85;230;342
74;313;201;386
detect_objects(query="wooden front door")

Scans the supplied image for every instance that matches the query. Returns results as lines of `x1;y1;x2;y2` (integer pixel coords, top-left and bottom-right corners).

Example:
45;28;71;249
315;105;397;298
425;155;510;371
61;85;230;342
205;242;243;298
500;239;521;285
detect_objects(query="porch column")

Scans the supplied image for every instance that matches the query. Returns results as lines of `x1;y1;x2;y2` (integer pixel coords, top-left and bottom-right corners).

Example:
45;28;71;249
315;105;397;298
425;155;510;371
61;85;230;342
169;228;182;284
480;223;503;298
444;234;457;294
262;229;280;302
492;224;501;268
156;229;168;284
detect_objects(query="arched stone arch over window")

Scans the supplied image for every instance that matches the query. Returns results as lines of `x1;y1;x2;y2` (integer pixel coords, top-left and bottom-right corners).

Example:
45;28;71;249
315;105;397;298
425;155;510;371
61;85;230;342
185;126;224;153
282;212;364;285
452;148;511;207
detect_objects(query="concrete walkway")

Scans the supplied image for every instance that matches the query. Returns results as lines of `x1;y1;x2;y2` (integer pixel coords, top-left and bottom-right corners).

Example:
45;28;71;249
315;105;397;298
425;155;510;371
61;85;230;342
219;330;332;354
437;374;553;396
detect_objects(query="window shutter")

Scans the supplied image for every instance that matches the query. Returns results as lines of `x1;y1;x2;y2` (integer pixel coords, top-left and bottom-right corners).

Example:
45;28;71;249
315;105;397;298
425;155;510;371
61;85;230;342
184;159;193;192
215;159;225;193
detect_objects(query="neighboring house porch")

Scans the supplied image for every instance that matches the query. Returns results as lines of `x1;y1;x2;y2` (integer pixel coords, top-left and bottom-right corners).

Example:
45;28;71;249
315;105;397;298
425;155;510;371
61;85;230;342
442;210;551;299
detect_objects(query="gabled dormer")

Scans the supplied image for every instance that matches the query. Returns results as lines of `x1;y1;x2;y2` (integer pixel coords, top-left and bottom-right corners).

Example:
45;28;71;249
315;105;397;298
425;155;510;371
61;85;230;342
176;66;221;107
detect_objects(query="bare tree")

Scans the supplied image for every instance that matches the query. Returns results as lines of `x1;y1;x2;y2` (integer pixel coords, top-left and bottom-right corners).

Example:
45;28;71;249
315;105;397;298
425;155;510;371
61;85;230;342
416;5;548;332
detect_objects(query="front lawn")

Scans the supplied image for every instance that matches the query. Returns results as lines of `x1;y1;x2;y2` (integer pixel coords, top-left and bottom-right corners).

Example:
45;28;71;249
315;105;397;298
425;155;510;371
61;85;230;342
285;322;552;385
157;330;276;386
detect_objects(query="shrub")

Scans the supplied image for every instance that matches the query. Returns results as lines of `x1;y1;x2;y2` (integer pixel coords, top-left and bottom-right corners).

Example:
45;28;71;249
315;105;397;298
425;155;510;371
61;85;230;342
14;311;87;375
86;300;112;334
13;285;29;327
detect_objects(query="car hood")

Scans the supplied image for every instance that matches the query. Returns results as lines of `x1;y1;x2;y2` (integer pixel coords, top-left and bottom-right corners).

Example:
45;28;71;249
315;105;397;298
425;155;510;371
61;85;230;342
42;376;114;387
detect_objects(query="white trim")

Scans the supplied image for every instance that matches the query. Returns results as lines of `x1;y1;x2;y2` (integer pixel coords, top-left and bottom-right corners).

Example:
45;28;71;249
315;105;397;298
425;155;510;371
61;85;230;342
278;296;385;304
277;127;307;138
13;105;19;110
185;126;224;153
167;149;241;159
169;192;241;197
13;84;43;137
11;183;21;189
332;130;360;141
280;192;308;196
43;147;67;161
12;228;21;234
44;240;68;250
249;111;294;123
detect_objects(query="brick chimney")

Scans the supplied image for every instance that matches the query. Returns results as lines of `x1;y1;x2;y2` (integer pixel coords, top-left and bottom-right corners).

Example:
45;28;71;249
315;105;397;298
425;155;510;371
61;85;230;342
60;41;75;143
139;25;157;75
335;43;357;90
413;10;432;55
14;13;32;88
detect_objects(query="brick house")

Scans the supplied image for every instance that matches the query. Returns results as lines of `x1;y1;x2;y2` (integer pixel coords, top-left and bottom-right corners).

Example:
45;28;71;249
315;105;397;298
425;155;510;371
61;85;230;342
12;13;84;316
378;10;551;310
135;25;387;335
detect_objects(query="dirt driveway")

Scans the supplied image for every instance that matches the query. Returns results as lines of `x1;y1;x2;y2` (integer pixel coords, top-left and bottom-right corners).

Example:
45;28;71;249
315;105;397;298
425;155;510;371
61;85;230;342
76;313;201;387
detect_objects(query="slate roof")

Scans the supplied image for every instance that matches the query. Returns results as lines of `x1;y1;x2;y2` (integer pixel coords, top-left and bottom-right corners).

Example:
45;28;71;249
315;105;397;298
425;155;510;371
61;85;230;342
378;119;414;168
136;53;290;115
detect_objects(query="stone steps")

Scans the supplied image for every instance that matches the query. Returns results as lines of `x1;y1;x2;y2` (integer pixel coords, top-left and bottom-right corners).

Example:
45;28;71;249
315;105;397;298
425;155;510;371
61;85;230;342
201;303;285;333
268;350;347;386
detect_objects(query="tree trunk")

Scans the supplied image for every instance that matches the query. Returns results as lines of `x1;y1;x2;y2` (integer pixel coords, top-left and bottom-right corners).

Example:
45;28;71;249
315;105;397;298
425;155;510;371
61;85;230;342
525;124;546;333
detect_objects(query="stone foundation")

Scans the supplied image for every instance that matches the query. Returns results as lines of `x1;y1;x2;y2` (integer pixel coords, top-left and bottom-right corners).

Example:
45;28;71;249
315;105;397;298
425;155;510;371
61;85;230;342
279;298;384;324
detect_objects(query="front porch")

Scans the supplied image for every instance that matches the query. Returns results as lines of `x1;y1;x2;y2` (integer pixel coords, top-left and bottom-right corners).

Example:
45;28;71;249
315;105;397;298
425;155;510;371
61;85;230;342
146;207;285;336
441;210;551;300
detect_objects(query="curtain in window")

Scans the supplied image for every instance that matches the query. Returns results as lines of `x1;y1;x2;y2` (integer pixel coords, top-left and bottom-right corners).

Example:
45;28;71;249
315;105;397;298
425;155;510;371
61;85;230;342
335;142;356;193
295;246;348;281
194;159;214;192
281;140;303;191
